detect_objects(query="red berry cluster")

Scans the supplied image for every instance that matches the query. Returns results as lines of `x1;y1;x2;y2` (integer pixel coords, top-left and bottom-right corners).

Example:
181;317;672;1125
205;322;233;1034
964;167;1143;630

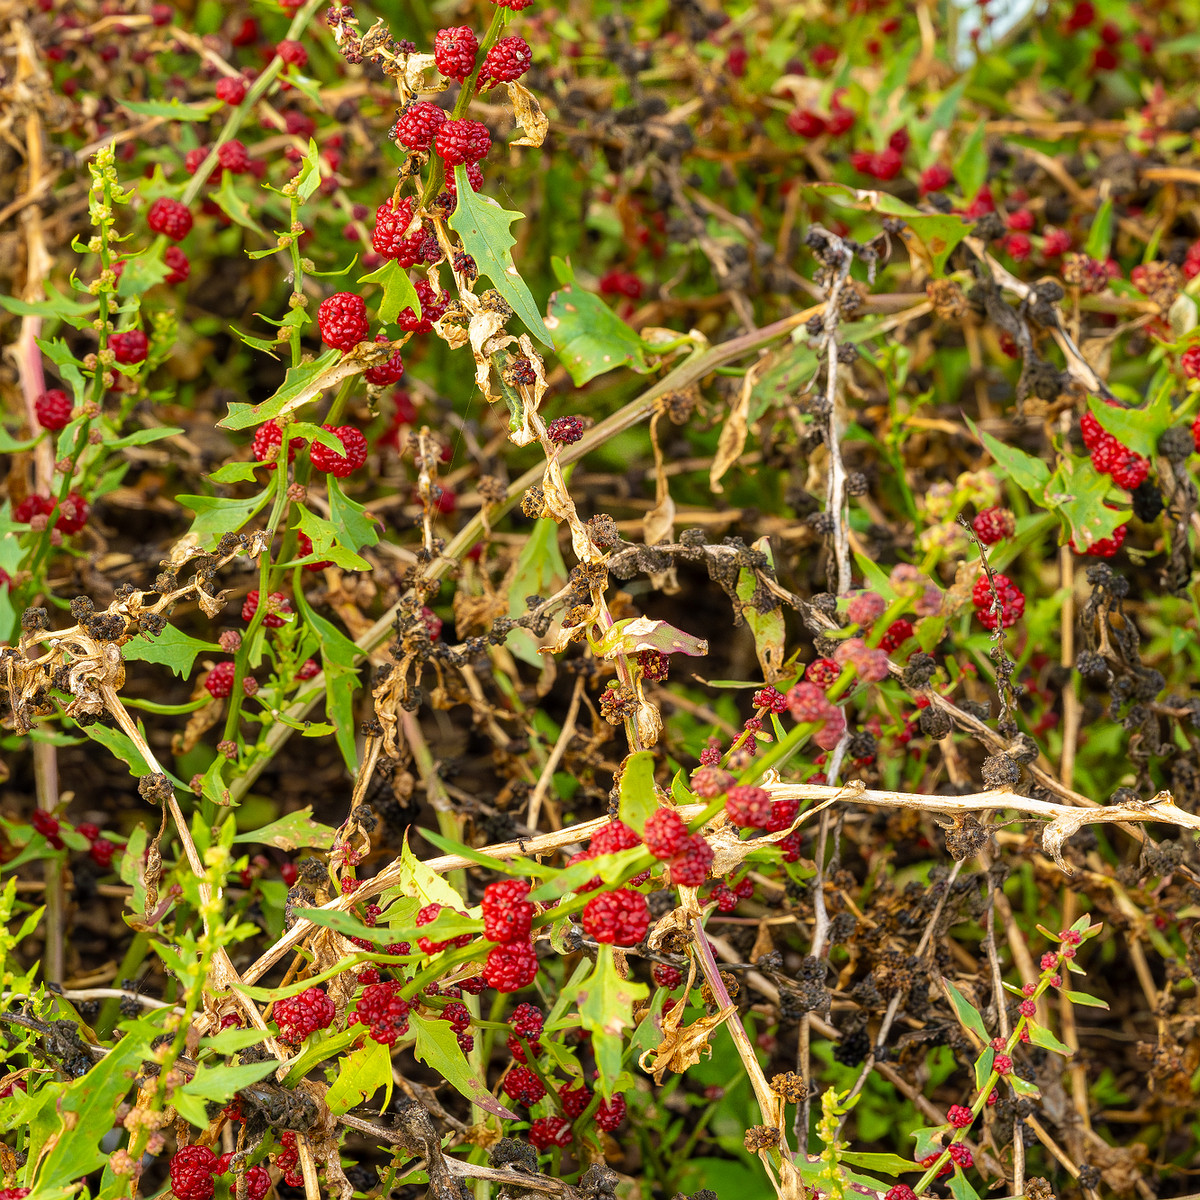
971;573;1025;631
242;589;292;627
1080;408;1149;491
310;425;368;477
581;887;650;947
274;986;335;1043
481;877;534;943
971;506;1015;545
147;196;193;241
317;291;369;350
274;1132;304;1188
169;1146;219;1200
414;901;474;954
503;1064;545;1106
13;492;89;535
433;26;478;80
785;680;847;749
350;980;410;1045
529;1115;572;1151
34;389;72;430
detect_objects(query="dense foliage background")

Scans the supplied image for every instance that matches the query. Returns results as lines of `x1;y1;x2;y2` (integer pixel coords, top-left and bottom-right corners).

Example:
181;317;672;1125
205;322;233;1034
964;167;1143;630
3;0;1200;1198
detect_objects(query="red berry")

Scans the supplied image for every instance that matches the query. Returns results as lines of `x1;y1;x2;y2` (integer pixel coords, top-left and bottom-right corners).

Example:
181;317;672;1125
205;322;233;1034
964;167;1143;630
947;1104;973;1128
434;26;478;80
787;109;827;138
276;39;307;68
434;119;491;166
752;686;788;713
804;658;840;689
242;589;292;628
371;198;423;265
216;139;250;174
484;939;538;992
206;661;237;698
596;1092;626;1131
1005;233;1032;261
886;1188;917;1200
920;164;953;194
1182;345;1200;380
510;1001;543;1037
971;573;1025;631
1007;209;1035;232
503;1064;545;1106
443;161;485;200
274;986;335;1043
1042;226;1071;256
398;279;448;334
764;797;799;832
847;590;886;627
590;820;641;855
560;1082;592;1117
546;416;584;445
652;963;682;989
1072;524;1126;557
310;424;368;477
528;1116;572;1151
147;197;193;241
55;491;89;535
394;101;446;151
479;35;532;85
643;808;689;859
15;494;55;524
972;506;1015;544
34;389;72;430
725;785;772;829
163;245;190;285
948;1143;973;1169
993;1053;1013;1074
170;1145;218;1200
76;822;100;842
879;619;913;653
215;75;247;105
582;888;650;947
110;329;148;364
786;680;835;723
251;419;303;465
317;292;369;351
363;334;405;386
669;833;714;886
1110;452;1149;491
350;980;410;1045
31;809;59;838
482;877;534;944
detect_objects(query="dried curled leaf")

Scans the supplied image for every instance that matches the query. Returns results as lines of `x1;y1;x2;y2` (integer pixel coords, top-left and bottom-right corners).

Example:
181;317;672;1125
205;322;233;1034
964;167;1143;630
639;1000;736;1084
507;80;548;148
590;616;709;660
404;52;445;94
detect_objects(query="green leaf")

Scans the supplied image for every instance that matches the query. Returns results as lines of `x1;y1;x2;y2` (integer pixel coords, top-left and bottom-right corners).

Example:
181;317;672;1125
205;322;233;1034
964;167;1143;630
395;834;465;909
1088;392;1172;460
213;172;266;236
0;429;42;453
1008;1074;1041;1098
116;253;170;298
200;1027;269;1054
617;750;658;835
181;1058;280;1104
231;327;282;355
905;214;970;277
1024;1021;1073;1056
973;1047;995;1091
325;1037;393;1115
1085;197;1114;260
953;120;988;201
1063;989;1108;1009
29;1017;153;1190
505;516;567;667
965;414;1050;498
359;258;421;326
218;349;342;430
941;977;989;1044
122;624;220;678
295;906;397;945
295;504;371;571
297;138;323;202
410;1011;519;1119
948;1166;982;1200
292;589;361;775
176;490;271;540
0;284;98;320
326;476;380;554
447;167;552;348
108;425;186;449
909;1124;950;1161
232;807;337;850
839;1152;921;1177
122;97;222;121
1044;456;1128;550
575;945;648;1098
736;536;784;679
208;461;263;483
545;258;650;384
